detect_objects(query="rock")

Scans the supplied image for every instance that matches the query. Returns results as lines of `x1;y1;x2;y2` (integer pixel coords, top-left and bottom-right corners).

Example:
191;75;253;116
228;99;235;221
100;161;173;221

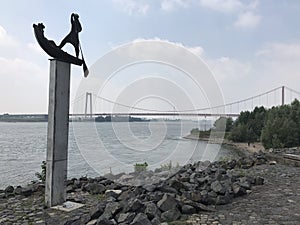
238;177;252;190
269;160;277;165
169;180;186;191
151;217;161;225
183;199;216;212
216;193;231;205
118;190;135;201
240;158;255;169
119;174;135;182
85;183;106;194
181;204;196;214
254;176;264;185
5;185;14;193
99;202;122;221
87;219;98;225
21;187;33;197
105;190;122;198
126;199;144;212
161;208;181;222
157;194;178;212
66;185;75;193
211;180;225;194
90;203;106;220
156;183;178;194
131;213;151;225
232;183;247;197
117;213;135;223
144;202;160;220
0;193;5;198
143;184;156;192
14;186;22;195
63;216;81;225
148;192;163;202
196;177;207;185
188;192;202;202
96;218;114;225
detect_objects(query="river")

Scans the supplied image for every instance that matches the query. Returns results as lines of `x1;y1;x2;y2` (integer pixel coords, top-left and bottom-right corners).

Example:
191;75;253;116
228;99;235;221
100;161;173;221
0;121;239;188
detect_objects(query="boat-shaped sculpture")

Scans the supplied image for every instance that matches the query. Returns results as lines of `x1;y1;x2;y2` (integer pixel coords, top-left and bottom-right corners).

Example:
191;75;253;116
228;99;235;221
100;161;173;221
33;23;83;66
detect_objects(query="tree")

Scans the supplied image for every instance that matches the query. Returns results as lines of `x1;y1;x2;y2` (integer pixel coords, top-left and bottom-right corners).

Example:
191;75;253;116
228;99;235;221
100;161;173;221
261;100;300;148
214;117;233;132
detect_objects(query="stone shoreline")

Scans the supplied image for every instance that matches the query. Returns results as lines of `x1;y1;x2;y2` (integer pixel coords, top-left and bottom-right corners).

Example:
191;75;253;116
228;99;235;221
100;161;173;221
0;146;299;224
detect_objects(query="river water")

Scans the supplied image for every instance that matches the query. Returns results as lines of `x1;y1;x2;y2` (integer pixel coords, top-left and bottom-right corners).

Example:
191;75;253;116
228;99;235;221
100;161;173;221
0;121;239;188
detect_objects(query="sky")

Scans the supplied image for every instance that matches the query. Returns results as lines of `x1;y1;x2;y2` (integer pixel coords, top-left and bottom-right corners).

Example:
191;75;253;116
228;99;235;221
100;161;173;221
1;0;300;114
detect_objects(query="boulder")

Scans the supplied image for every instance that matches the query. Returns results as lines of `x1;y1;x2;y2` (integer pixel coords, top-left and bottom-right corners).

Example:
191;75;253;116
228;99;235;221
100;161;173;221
90;202;106;220
84;183;106;194
105;190;122;199
181;204;196;214
157;194;178;212
144;202;160;220
216;193;231;205
117;212;135;224
161;208;181;222
156;183;178;194
21;187;33;197
126;199;144;212
211;180;225;194
232;183;247;197
151;217;161;225
14;186;22;195
96;218;114;225
238;177;252;190
169;180;186;191
254;176;264;185
131;213;152;225
5;185;14;193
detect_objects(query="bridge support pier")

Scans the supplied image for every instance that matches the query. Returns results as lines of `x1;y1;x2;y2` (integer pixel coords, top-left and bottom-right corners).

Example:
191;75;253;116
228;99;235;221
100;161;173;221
45;60;70;207
85;92;93;118
282;86;285;106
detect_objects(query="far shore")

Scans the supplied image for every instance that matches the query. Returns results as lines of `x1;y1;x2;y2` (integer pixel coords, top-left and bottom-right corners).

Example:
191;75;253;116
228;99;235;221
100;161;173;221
184;133;265;155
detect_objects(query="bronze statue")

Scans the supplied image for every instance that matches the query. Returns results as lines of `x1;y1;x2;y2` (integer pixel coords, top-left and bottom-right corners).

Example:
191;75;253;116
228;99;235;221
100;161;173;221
59;13;82;58
33;13;89;77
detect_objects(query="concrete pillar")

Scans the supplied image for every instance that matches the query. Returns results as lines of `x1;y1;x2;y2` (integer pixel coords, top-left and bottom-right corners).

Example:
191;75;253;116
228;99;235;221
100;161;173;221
45;60;71;207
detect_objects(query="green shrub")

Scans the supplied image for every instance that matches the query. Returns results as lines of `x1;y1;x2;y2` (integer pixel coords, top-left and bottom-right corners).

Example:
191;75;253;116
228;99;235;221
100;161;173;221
134;162;148;172
35;161;46;183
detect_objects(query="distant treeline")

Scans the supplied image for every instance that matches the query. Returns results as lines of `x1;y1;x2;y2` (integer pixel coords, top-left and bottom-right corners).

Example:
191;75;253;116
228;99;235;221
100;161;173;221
95;116;149;122
218;99;300;149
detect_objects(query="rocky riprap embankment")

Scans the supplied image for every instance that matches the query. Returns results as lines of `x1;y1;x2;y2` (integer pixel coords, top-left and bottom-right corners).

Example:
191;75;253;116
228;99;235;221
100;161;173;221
0;152;271;225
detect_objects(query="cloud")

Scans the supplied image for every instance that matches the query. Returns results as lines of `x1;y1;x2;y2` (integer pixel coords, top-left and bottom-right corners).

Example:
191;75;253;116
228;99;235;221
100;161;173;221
207;57;252;82
253;42;300;96
0;25;18;48
113;0;150;15
131;37;205;57
160;0;190;12
27;42;44;55
0;57;48;113
234;11;261;29
199;0;243;13
256;43;300;59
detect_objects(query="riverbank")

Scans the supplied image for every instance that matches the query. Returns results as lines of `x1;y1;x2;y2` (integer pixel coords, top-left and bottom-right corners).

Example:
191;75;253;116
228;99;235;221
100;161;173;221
184;134;264;155
1;151;299;225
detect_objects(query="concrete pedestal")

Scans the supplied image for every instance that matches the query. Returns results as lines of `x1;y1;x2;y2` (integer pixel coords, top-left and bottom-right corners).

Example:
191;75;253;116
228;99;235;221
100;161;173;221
45;60;71;207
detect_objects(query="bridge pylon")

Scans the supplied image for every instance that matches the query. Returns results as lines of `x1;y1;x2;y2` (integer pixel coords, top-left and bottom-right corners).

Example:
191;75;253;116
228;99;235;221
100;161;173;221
84;92;93;118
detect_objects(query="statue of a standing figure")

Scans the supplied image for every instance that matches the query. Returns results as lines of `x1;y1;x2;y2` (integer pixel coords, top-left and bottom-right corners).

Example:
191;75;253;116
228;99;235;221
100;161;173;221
59;13;82;58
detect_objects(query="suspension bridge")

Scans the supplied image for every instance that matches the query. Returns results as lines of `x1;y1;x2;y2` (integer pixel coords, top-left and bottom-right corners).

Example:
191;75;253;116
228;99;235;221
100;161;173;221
71;86;300;119
2;86;300;121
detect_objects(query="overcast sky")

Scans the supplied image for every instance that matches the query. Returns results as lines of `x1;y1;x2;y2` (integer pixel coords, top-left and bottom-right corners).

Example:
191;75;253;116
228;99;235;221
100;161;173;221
1;0;300;114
